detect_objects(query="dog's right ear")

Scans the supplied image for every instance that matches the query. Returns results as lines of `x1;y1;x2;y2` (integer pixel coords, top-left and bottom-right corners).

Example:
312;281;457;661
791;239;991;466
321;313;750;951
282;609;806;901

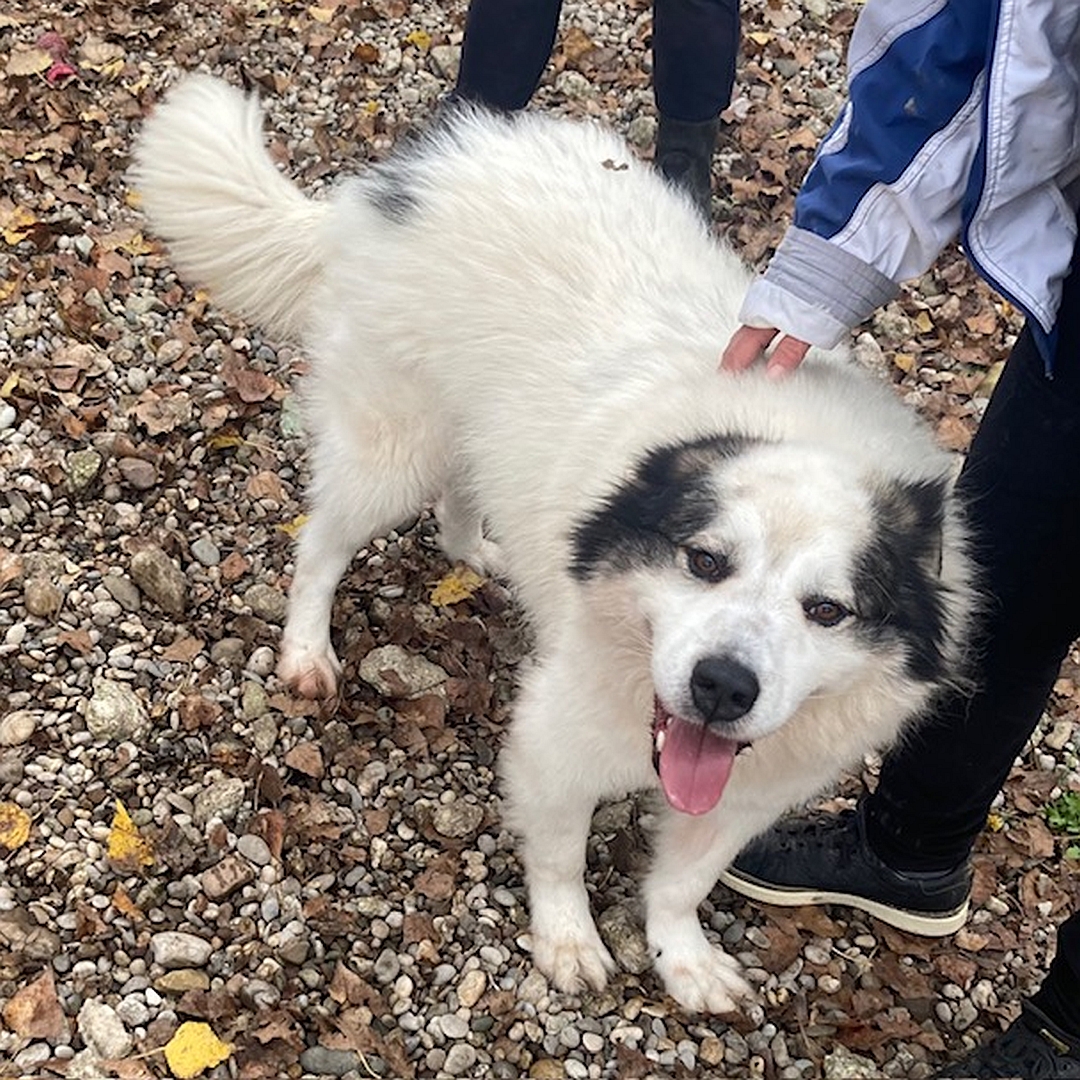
854;476;951;682
569;434;754;580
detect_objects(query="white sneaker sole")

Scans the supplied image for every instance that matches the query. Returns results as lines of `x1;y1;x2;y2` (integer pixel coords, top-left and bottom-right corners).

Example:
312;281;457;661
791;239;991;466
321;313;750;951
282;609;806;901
718;869;970;938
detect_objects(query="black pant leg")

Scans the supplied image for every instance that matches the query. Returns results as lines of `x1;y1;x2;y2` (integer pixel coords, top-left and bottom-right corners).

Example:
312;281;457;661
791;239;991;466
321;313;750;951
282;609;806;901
866;249;1080;871
455;0;564;110
652;0;740;121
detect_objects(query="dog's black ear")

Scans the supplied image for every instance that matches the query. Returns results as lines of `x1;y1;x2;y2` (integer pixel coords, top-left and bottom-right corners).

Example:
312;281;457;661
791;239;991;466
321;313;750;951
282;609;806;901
855;476;950;680
876;477;947;576
569;435;752;580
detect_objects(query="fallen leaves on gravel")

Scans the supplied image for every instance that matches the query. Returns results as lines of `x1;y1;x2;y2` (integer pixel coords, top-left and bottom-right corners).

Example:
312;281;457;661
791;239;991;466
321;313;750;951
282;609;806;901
0;802;31;850
107;798;154;868
162;1020;233;1079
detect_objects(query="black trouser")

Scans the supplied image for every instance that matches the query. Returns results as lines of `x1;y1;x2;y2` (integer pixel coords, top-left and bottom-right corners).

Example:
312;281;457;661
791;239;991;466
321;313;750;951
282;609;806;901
866;240;1080;1011
455;0;739;121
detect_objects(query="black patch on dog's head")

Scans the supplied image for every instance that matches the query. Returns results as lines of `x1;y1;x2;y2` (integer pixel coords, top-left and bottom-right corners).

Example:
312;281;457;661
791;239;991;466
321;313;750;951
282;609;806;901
853;478;950;681
570;435;755;580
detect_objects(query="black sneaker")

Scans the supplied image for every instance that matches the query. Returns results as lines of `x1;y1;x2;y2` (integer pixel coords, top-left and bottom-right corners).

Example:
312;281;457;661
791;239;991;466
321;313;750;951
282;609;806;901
933;1001;1080;1078
718;805;971;936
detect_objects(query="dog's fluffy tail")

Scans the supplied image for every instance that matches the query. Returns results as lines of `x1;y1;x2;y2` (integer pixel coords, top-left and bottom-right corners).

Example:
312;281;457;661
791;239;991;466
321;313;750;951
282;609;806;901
130;75;325;340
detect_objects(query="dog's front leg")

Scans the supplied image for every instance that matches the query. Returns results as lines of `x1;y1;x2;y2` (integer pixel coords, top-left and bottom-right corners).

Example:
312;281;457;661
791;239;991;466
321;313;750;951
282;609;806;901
517;792;615;993
502;660;626;994
643;810;755;1014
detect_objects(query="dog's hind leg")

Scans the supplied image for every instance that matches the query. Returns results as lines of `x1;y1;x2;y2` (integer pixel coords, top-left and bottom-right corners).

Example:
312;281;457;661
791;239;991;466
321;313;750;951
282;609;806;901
434;487;505;578
279;418;438;701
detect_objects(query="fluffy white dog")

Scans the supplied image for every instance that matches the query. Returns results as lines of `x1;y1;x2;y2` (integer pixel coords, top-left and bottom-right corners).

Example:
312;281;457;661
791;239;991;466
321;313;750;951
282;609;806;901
132;76;974;1012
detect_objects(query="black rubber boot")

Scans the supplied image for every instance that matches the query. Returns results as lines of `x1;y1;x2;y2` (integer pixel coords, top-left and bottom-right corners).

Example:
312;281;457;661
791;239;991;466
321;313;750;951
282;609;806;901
655;115;719;221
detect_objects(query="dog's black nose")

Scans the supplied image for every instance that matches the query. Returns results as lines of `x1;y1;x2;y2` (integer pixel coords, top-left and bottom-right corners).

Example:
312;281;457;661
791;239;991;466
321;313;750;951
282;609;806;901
690;656;759;723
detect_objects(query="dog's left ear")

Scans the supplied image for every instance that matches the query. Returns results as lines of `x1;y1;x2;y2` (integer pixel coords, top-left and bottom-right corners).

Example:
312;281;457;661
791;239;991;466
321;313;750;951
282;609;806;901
873;477;947;577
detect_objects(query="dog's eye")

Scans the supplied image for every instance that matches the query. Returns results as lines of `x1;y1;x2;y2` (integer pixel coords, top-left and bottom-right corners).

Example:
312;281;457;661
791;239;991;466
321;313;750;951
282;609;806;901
686;548;730;583
803;598;851;627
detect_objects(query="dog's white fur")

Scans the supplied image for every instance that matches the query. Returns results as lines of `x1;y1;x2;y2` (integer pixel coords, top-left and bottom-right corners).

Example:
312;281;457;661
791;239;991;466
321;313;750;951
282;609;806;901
132;76;973;1013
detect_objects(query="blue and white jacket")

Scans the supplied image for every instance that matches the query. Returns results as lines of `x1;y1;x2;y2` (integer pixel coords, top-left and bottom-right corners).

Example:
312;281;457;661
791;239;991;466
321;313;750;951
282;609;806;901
739;0;1080;367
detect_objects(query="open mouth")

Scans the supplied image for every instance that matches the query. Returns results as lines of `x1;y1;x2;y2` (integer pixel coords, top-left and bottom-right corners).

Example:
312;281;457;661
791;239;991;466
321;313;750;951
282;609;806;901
653;697;749;816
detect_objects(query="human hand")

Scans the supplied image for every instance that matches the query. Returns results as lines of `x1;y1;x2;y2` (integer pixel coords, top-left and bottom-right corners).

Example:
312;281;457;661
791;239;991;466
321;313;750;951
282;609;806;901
721;325;810;377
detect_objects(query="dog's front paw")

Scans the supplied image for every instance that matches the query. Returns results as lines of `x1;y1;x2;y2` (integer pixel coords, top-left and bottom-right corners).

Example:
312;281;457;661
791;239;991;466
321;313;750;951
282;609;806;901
530;927;616;994
277;638;342;701
655;940;754;1014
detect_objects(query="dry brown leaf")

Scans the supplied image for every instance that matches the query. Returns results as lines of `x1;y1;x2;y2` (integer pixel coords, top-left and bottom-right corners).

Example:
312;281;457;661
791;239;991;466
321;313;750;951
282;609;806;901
5;45;52;77
2;969;69;1041
284;741;325;778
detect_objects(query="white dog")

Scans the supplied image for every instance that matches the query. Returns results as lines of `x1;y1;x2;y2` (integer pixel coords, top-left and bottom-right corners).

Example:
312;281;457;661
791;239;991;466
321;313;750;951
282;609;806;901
132;76;974;1013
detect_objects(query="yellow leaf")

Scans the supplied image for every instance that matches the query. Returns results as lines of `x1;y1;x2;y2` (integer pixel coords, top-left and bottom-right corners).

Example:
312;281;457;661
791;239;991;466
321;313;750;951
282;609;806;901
986;811;1005;833
276;513;308;539
430;566;485;607
0;803;31;850
976;359;1005;398
405;29;431;51
163;1021;232;1079
913;310;934;334
108;799;154;867
206;432;246;451
0;371;18;398
2;206;37;246
892;352;915;373
746;30;773;44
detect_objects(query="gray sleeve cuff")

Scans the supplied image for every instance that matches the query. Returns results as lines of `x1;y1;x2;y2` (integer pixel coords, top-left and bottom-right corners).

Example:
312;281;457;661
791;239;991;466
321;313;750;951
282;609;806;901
738;227;899;349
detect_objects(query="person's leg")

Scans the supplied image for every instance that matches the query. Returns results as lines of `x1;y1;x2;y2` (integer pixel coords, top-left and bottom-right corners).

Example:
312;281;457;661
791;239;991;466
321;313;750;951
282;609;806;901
454;0;564;110
1032;910;1080;1038
652;0;739;122
864;288;1080;872
651;0;740;217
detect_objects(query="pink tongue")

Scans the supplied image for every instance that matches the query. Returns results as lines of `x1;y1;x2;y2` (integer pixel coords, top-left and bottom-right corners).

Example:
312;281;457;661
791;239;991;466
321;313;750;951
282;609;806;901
658;716;740;815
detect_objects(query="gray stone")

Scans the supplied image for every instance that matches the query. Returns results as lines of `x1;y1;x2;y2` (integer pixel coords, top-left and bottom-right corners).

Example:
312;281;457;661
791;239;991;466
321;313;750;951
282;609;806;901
0;709;37;746
358;644;447;699
130;545;187;616
190;535;221;567
85;680;147;742
246;645;275;677
210;637;246;667
236;833;273;867
150;931;213;969
822;1045;884;1079
432;800;483;839
243;583;287;623
439;1014;469;1040
597;904;650;975
299;1047;361;1077
444;1043;477;1076
373;948;400;984
77;1000;132;1059
24;578;63;618
103;574;141;612
193;777;246;825
117;457;157;490
241;682;269;721
66;448;103;493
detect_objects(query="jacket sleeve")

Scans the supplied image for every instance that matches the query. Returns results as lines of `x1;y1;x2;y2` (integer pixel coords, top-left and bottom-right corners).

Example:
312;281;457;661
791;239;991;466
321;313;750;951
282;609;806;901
740;0;995;347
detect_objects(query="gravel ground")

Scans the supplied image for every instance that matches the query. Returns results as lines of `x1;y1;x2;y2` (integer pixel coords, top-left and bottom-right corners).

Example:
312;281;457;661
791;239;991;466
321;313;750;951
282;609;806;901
2;1;1079;1078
